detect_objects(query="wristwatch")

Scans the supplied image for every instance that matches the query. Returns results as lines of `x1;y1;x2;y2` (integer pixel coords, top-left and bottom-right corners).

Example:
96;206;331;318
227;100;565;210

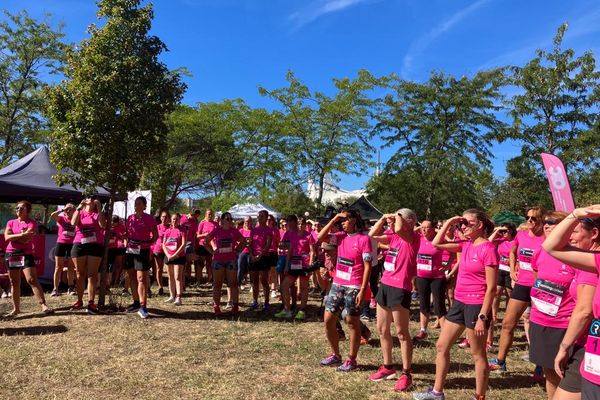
478;313;488;321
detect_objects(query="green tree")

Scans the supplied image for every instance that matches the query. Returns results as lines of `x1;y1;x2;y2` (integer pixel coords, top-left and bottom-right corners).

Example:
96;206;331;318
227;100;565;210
45;0;185;305
0;10;66;166
370;70;508;220
259;70;376;209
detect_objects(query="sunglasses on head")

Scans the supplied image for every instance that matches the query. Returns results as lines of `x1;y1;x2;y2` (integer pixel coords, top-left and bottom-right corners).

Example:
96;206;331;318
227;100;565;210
527;216;538;222
544;218;558;226
582;217;600;228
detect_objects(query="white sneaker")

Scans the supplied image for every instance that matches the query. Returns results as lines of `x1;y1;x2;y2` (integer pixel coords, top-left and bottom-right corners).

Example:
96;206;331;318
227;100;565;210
0;290;6;298
224;302;233;310
174;297;182;306
270;290;278;298
164;297;175;303
138;307;149;319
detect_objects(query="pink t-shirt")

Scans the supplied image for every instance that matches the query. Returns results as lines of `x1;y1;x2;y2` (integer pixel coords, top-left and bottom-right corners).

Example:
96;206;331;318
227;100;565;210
332;232;372;288
570;269;598;347
581;253;600;385
269;227;280;253
73;210;102;245
282;230;316;269
380;231;420;290
239;228;251;254
5;218;37;254
153;223;169;253
416;235;445;279
180;215;199;243
56;215;75;244
497;239;514;272
162;227;186;258
197;220;218;245
278;229;288;256
210;226;243;263
250;226;273;256
127;213;157;250
514;230;544;287
530;249;576;328
108;223;126;249
454;241;498;305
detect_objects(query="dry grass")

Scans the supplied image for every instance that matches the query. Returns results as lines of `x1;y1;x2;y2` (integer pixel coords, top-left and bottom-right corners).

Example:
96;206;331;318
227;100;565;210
0;285;547;400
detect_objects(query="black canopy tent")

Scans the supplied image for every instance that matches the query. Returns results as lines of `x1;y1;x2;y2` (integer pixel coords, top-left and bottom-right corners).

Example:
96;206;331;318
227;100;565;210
0;147;112;204
349;195;383;221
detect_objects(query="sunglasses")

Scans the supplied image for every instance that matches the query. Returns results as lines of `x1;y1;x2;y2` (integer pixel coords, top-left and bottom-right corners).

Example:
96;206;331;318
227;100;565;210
498;229;508;234
582;217;600;228
544;218;558;226
460;219;478;227
527;216;538;222
15;206;26;211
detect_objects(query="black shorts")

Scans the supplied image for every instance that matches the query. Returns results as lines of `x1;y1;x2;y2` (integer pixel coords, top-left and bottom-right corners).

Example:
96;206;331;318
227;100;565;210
582;378;600;400
416;276;447;317
164;255;186;265
107;248;125;272
265;252;278;268
287;268;312;278
154;252;165;259
511;283;532;303
55;243;73;258
559;345;585;393
71;243;104;258
446;299;491;329
5;252;35;270
497;270;512;288
125;249;151;271
529;322;566;369
249;256;271;272
375;283;411;310
196;246;212;257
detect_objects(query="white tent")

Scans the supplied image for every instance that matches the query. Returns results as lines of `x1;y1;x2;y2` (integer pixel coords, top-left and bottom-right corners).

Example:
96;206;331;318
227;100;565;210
307;174;366;205
113;190;152;219
228;202;281;219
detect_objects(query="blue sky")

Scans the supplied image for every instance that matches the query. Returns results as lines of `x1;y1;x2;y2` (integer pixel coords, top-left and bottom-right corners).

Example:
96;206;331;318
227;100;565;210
6;0;600;190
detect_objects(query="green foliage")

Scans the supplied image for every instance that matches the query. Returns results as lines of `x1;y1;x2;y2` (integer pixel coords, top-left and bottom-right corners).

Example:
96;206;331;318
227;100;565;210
0;10;66;166
45;0;185;195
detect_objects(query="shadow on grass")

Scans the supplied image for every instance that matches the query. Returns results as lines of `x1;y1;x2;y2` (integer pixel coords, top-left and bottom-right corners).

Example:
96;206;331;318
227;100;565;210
0;324;68;336
442;375;539;390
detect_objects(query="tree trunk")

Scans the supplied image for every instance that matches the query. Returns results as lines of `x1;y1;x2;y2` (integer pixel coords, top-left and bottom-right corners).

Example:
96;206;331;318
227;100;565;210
317;172;325;212
98;194;115;307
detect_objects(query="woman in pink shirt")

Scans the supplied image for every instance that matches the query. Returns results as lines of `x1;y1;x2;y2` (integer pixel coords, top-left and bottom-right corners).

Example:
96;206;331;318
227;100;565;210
368;209;420;392
413;209;497;400
49;204;76;296
490;207;545;374
162;213;186;305
3;200;52;316
70;195;106;314
267;214;281;300
153;210;170;296
542;206;600;400
237;216;253;291
247;210;273;312
203;212;245;315
196;209;218;286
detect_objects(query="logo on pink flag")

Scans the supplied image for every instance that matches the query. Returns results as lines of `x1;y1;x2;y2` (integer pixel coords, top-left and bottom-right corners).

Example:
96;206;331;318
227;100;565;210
541;153;575;212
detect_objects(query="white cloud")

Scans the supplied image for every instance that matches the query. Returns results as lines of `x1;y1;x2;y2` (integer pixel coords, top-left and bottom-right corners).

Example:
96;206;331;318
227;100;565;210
289;0;373;31
401;0;492;78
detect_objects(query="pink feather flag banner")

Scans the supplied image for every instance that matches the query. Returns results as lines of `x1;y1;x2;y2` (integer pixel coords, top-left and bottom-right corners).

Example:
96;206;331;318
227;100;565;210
541;153;575;212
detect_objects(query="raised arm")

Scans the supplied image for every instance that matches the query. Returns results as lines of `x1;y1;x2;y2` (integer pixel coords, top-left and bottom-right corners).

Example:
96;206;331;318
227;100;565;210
318;214;343;243
432;216;463;253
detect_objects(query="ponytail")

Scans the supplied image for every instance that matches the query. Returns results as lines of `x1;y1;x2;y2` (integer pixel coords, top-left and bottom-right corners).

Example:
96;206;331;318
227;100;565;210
464;208;494;237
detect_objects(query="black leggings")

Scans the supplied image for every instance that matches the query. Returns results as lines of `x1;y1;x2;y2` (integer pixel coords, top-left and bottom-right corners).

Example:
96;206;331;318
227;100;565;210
416;276;447;317
369;263;381;298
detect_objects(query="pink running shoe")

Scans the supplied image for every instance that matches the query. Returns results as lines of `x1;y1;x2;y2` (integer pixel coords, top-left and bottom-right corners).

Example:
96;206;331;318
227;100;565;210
369;365;396;382
458;338;470;349
394;372;413;392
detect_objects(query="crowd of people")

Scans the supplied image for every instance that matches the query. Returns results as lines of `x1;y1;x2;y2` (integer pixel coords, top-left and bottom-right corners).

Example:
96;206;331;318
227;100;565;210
2;197;600;400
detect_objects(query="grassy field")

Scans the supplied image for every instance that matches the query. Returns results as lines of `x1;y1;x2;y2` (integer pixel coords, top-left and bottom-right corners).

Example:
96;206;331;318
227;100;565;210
0;285;547;400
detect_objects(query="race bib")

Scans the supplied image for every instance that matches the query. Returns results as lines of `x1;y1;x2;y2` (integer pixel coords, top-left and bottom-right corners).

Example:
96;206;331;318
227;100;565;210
165;239;178;254
8;255;25;268
417;254;433;272
218;238;233;254
584;319;600;376
499;255;510;272
126;241;141;255
81;228;97;244
518;248;534;271
384;248;398;272
530;279;564;317
290;255;303;270
336;256;353;281
63;229;75;238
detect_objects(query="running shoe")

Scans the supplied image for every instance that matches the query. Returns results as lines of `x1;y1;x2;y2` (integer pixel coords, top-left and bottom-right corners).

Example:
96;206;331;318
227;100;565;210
533;365;545;383
87;303;99;315
488;358;507;373
369;365;396;381
224;301;233;310
213;303;222;316
394;372;413;392
458;338;470;349
138;306;149;319
413;388;445;400
320;353;342;366
369;299;377;309
274;309;292;319
51;289;59;297
248;301;258;311
470;395;485;400
164;296;175;303
262;303;270;313
0;290;7;299
121;289;130;297
174;297;182;306
411;291;419;301
360;313;371;322
336;357;358;372
294;310;305;320
125;301;140;313
413;330;428;342
67;287;76;296
70;300;83;311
